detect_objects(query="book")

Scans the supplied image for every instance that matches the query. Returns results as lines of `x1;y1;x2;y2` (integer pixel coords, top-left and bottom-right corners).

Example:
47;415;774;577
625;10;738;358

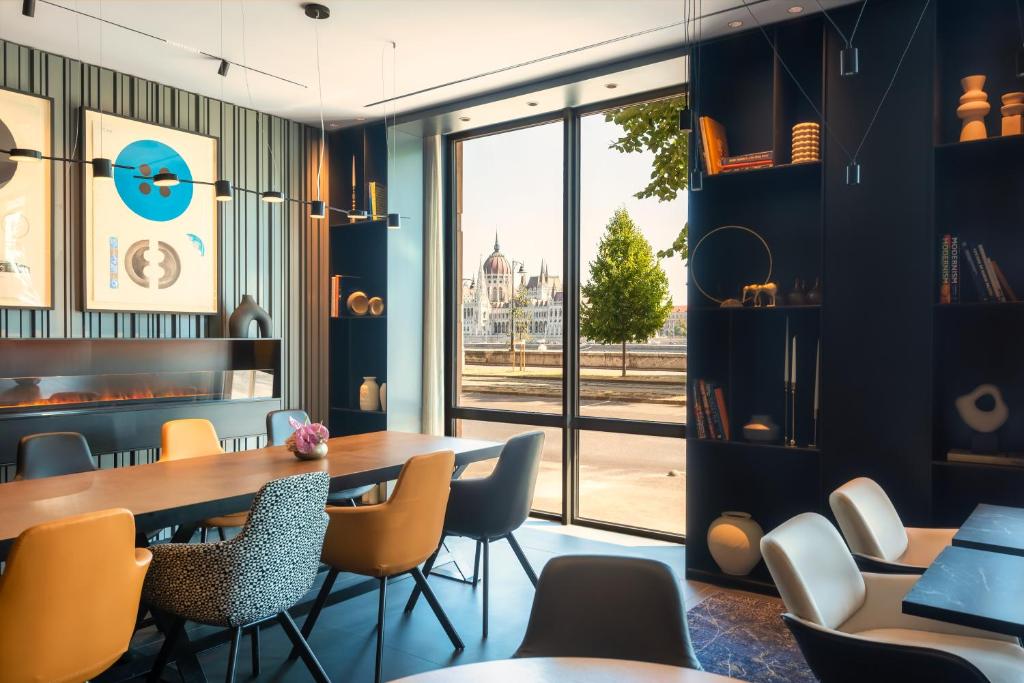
991;260;1018;302
701;380;719;439
721;151;773;165
961;242;988;301
713;385;731;440
939;234;951;304
971;245;995;300
692;385;706;439
720;160;774;172
698;116;728;175
978;244;1005;302
950;235;960;303
706;383;726;440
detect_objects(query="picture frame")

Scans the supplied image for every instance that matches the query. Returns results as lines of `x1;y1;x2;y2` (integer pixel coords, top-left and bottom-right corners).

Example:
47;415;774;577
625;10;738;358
0;86;53;310
83;109;219;314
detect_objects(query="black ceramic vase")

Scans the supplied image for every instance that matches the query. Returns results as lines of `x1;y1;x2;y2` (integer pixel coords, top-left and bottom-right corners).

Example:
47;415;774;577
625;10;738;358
229;295;272;338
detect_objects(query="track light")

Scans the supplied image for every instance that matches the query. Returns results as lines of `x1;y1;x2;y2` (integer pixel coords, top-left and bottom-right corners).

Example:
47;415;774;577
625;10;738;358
218;59;230;77
91;158;113;179
260;190;284;204
5;148;42;162
153;171;179;187
215;180;233;202
387;213;401;229
310;200;326;219
22;0;35;18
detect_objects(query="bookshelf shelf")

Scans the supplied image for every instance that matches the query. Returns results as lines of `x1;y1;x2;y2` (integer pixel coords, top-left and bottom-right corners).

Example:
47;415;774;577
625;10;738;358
689;304;821;314
688;438;820;455
935;134;1024;152
934;302;1024;311
704;161;821;179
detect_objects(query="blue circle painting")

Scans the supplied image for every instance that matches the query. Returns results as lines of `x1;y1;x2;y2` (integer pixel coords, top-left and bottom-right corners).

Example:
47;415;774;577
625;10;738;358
114;139;193;221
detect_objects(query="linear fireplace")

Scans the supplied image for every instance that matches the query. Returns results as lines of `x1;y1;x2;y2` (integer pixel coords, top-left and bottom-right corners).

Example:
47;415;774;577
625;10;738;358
0;338;281;465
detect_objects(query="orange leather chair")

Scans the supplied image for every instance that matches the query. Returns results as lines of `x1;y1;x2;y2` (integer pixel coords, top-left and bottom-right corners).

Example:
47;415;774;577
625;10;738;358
297;450;464;683
0;508;152;683
160;419;248;538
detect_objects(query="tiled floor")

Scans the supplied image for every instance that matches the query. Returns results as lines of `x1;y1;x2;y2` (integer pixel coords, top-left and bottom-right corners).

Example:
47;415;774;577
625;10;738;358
132;520;724;682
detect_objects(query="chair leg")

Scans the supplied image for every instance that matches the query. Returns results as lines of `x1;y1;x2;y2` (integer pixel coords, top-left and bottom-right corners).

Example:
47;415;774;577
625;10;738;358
472;539;482;587
375;577;388;683
348;498;358;507
200;527;209;543
482;537;490;639
506;532;538;587
409;567;465;650
277;611;330;683
225;627;242;683
249;626;260;678
288;567;338;660
403;534;445;613
147;615;185;683
217;527;228;542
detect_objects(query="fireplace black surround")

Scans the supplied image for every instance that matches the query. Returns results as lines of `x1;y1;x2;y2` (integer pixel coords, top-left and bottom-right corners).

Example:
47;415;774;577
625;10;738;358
0;338;281;464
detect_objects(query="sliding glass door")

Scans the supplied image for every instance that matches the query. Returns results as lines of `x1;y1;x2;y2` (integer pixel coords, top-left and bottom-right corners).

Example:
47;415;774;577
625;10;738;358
447;92;687;539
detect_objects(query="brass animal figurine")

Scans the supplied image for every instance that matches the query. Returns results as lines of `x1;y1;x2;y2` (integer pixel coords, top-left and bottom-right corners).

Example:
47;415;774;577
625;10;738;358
741;282;778;307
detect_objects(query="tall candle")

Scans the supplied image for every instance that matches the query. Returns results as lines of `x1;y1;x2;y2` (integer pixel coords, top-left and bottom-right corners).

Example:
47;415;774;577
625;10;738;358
783;318;790;384
790;336;797;386
814;339;821;411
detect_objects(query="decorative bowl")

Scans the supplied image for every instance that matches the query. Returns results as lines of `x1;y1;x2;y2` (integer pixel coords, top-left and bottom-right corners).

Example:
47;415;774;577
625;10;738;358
347;291;369;316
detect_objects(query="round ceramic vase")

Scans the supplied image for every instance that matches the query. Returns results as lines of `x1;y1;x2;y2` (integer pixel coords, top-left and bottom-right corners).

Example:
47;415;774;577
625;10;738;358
707;511;764;576
359;376;380;411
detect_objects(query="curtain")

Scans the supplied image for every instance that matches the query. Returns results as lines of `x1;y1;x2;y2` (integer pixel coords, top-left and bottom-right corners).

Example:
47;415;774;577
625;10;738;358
421;134;445;435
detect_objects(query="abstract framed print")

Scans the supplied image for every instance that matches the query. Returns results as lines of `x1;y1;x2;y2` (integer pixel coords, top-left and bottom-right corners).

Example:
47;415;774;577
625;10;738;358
0;87;52;309
83;109;218;314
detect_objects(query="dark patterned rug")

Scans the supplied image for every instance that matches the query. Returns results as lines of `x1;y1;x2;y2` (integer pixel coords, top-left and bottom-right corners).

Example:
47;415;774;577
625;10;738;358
687;591;818;683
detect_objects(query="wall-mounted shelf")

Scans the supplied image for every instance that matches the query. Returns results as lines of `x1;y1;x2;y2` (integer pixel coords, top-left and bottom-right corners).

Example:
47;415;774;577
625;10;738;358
704;160;821;180
688;305;821;314
688;438;821;455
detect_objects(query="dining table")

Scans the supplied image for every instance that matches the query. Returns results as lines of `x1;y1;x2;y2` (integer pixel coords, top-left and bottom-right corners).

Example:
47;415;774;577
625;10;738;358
391;658;744;682
952;502;1024;557
0;430;503;683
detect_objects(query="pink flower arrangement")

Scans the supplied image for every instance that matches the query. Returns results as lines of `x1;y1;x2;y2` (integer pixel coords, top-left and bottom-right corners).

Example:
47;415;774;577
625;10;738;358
285;416;329;457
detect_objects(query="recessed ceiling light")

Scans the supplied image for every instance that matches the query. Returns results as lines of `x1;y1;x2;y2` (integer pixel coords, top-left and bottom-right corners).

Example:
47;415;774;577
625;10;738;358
356;117;366;122
787;5;804;13
526;101;539;107
328;122;341;129
605;83;618;89
727;20;744;28
459;115;471;122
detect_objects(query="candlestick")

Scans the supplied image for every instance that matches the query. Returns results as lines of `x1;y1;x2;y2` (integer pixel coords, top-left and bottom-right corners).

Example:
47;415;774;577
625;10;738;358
783;317;790;445
789;336;797;447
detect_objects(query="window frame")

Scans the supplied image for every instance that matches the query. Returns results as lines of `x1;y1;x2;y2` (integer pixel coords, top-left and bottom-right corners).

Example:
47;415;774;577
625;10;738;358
444;86;688;543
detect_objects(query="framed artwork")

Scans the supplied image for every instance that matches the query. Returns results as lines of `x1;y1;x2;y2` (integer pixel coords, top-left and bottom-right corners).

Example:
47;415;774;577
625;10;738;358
83;109;218;314
0;87;52;309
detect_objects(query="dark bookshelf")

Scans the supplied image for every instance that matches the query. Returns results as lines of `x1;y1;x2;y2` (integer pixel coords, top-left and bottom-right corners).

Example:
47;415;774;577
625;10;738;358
685;13;825;591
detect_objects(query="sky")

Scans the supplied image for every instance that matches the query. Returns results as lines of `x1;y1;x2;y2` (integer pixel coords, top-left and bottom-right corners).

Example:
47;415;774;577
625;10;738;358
460;113;688;305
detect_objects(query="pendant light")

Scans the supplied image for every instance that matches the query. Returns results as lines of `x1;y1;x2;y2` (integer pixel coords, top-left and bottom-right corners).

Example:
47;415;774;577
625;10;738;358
310;200;327;219
387;213;400;229
153;171;179;187
214;1;233;202
22;0;35;17
260;191;284;204
92;157;113;179
6;148;42;162
215;179;233;202
307;3;329;219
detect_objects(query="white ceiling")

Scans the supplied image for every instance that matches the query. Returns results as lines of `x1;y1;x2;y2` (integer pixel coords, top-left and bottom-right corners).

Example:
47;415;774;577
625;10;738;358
0;0;858;128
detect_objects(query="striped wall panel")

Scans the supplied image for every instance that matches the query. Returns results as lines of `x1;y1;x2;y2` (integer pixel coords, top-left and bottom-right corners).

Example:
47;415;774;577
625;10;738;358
0;39;330;479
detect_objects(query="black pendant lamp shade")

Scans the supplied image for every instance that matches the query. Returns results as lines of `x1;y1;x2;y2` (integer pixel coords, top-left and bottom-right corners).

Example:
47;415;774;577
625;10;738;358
22;0;35;17
218;59;230;77
153;171;179;187
678;107;692;133
309;200;326;219
261;190;284;204
6;148;42;162
387;213;400;229
215;180;233;202
348;209;368;220
91;157;114;179
840;46;860;77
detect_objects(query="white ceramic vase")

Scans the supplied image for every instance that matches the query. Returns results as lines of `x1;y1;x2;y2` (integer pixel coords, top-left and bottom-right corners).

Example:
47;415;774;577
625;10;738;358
380;382;388;412
957;75;990;142
707;511;764;576
359;376;380;411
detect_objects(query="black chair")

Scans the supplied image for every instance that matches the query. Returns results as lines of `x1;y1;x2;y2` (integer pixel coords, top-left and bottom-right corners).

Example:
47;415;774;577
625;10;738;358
16;432;96;480
513;555;702;669
404;430;544;637
266;409;374;506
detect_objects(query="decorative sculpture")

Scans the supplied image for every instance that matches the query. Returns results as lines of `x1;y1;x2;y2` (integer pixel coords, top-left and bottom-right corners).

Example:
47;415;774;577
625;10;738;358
1001;92;1024;136
957;75;990;142
741;282;778;307
228;295;272;338
955;383;1008;453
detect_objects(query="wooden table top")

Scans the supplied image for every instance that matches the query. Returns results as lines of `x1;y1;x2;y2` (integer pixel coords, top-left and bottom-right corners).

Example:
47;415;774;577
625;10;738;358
953;503;1024;557
391;658;742;683
903;545;1024;638
0;431;501;547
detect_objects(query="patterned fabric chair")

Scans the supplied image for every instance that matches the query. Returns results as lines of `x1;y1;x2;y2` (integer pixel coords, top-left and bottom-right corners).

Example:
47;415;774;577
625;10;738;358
266;408;374;506
143;472;331;683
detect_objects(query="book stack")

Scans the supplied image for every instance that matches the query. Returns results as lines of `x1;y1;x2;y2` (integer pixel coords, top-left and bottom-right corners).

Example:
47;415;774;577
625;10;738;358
792;122;820;164
698;116;728;175
941;234;1018;303
720;151;774;173
692;379;731;440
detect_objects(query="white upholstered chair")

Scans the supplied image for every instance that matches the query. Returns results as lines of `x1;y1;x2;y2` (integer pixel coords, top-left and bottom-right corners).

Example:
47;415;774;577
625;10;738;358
761;513;1024;683
829;477;956;572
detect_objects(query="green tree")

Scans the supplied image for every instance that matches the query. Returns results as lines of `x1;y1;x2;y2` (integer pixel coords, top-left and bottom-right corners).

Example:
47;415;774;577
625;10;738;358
604;96;689;262
581;208;672;376
509;284;530;365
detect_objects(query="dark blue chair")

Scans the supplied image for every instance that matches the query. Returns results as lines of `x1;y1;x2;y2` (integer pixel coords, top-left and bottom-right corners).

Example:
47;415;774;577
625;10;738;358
16;432;96;480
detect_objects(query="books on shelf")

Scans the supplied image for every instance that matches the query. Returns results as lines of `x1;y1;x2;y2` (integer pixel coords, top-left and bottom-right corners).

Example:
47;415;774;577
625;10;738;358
693;379;731;440
941;235;1017;303
697;116;775;175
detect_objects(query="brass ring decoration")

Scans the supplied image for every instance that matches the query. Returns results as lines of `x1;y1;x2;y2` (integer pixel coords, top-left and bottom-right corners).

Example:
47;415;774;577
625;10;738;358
689;225;773;306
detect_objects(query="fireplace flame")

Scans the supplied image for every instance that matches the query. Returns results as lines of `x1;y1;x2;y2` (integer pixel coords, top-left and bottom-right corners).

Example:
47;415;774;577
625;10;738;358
0;386;214;410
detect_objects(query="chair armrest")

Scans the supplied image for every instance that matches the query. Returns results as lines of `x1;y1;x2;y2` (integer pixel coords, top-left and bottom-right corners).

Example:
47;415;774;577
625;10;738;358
838;572;1018;643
